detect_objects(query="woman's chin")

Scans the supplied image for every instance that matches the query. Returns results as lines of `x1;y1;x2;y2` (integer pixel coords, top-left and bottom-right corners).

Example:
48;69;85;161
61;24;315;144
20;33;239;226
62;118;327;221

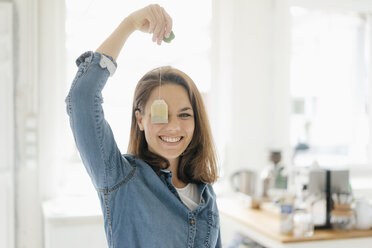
163;153;182;160
149;145;185;161
158;150;183;161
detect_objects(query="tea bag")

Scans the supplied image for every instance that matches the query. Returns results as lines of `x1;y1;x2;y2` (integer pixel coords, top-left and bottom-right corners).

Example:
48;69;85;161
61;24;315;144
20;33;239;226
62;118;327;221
151;99;168;123
151;68;168;123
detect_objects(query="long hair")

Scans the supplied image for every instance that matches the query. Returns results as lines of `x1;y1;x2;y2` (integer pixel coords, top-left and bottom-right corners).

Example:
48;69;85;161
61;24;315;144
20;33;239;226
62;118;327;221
127;66;218;184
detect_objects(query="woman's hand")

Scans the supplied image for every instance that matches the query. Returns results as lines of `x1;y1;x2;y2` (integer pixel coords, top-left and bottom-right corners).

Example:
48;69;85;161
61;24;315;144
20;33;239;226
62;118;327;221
127;4;173;45
96;4;172;60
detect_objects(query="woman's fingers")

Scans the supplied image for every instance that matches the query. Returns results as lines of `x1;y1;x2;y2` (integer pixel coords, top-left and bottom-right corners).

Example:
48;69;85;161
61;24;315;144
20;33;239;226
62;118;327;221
152;5;166;45
148;4;172;45
150;6;160;42
129;4;173;45
162;8;173;39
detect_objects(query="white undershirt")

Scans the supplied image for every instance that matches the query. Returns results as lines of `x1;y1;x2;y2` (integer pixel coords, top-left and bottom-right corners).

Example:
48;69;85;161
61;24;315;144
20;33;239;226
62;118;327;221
175;183;200;211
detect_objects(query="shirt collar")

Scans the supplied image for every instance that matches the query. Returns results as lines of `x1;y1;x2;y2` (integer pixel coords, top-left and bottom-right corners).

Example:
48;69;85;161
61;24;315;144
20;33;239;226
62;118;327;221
160;169;208;194
160;169;171;174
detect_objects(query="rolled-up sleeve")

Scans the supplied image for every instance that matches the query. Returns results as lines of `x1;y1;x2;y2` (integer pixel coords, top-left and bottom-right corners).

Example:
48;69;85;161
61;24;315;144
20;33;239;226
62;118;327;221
65;51;131;191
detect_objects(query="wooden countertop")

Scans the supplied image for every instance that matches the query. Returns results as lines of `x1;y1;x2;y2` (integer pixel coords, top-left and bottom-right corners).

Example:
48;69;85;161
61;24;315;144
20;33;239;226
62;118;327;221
218;196;372;243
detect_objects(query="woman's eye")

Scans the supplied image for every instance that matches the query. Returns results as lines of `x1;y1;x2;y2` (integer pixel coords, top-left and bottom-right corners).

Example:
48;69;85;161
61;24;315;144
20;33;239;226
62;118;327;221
179;113;191;118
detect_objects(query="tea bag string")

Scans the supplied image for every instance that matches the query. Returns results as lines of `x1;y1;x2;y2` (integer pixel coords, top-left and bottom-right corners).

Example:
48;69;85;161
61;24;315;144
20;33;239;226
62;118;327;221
158;68;162;99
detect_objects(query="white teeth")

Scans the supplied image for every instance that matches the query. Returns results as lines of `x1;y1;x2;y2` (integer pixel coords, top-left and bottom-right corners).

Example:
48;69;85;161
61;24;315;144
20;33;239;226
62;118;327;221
161;136;181;143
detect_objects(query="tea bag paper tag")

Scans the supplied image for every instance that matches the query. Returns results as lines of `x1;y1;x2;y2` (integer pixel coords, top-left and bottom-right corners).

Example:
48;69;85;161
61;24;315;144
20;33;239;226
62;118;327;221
151;99;168;123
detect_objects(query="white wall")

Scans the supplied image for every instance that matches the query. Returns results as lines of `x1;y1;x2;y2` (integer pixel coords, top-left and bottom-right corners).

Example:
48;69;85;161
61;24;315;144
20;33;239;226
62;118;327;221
211;0;292;180
0;2;15;248
12;0;66;246
12;0;43;247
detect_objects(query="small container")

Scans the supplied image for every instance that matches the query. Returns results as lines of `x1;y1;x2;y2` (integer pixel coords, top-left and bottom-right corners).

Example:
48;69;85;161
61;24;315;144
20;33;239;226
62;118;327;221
330;208;355;230
293;209;314;237
330;192;355;230
280;193;295;234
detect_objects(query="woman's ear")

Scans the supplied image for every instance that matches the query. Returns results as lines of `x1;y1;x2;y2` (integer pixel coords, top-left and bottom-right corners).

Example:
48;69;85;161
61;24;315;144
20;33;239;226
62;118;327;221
135;110;144;131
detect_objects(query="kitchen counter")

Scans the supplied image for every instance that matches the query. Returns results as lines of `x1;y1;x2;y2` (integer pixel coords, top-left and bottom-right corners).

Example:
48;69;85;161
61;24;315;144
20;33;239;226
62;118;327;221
218;196;372;248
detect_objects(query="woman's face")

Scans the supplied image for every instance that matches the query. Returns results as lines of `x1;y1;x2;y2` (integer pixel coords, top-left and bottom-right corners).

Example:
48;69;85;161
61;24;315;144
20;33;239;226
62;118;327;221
136;84;195;163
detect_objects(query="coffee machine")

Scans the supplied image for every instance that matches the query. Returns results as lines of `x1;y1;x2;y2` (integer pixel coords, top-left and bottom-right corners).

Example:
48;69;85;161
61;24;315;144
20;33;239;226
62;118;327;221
308;168;349;229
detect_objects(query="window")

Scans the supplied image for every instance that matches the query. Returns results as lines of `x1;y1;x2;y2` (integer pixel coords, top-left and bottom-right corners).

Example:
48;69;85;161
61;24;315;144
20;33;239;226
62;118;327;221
290;7;371;168
58;0;212;196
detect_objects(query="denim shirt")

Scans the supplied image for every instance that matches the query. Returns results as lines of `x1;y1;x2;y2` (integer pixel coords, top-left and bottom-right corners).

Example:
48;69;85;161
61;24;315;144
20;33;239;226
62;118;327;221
65;51;222;248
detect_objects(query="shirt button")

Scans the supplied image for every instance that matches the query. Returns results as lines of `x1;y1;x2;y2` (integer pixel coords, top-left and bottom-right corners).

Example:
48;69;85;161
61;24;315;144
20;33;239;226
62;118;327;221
190;219;195;225
201;199;205;203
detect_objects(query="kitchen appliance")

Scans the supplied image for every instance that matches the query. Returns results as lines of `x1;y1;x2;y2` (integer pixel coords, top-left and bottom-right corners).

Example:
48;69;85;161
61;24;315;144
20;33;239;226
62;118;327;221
308;168;350;229
230;170;256;196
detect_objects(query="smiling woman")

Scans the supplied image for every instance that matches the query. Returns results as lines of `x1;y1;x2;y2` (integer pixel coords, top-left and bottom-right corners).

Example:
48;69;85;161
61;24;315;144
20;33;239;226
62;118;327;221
62;0;213;198
65;4;220;248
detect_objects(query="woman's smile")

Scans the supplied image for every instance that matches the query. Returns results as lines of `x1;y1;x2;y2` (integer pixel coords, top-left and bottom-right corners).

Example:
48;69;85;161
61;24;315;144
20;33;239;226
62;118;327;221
159;135;183;144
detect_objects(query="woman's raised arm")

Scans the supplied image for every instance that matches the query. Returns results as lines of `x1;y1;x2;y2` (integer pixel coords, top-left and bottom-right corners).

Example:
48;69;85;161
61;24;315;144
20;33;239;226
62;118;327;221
96;4;173;61
65;4;173;191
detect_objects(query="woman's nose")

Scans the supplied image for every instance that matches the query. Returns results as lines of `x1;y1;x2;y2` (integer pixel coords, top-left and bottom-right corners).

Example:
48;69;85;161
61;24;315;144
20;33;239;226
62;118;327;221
165;115;180;130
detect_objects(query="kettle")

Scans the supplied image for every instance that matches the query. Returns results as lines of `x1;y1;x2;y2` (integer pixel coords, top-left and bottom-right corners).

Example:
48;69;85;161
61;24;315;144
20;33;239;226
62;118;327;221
230;170;256;196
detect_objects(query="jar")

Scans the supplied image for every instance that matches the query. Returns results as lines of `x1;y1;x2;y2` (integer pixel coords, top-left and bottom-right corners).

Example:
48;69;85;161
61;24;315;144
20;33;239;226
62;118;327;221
280;193;295;234
330;204;355;230
293;209;314;237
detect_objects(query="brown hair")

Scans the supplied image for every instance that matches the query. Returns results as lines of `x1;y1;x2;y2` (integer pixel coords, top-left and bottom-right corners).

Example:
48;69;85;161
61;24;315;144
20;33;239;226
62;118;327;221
127;66;218;184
